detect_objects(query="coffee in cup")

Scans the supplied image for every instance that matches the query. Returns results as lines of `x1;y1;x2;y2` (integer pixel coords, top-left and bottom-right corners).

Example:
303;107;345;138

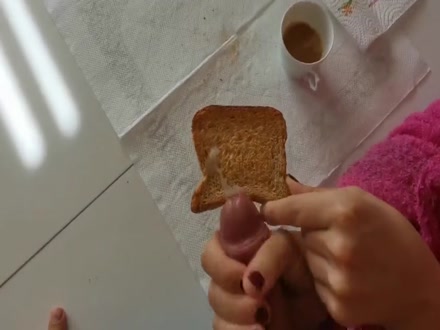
280;1;334;91
283;22;323;64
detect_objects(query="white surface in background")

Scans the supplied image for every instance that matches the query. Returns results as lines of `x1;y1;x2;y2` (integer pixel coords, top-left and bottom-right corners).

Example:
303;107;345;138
0;43;45;170
324;0;440;185
41;0;437;301
0;168;212;330
2;0;80;137
323;0;418;50
0;0;433;328
0;0;130;286
0;0;212;329
121;0;428;291
43;0;274;136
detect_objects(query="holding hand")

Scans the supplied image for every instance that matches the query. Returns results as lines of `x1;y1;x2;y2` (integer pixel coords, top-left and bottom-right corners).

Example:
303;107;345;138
203;177;440;329
202;182;330;330
263;182;440;329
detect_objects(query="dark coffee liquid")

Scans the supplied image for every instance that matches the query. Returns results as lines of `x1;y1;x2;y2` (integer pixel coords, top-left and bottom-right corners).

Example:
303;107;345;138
283;22;323;63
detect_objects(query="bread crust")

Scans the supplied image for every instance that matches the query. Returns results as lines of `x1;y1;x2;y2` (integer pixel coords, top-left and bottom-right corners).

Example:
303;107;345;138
191;105;289;213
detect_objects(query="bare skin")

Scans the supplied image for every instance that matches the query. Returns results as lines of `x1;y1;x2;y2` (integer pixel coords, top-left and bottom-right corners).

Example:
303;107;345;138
44;178;440;330
47;308;68;330
203;178;440;329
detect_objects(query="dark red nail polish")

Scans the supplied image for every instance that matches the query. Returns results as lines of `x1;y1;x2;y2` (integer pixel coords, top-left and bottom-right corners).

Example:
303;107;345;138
287;173;299;182
255;307;269;325
248;271;265;290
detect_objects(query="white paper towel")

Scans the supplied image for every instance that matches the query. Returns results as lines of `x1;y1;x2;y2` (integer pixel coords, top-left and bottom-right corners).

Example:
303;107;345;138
43;0;274;136
121;0;429;292
323;0;418;50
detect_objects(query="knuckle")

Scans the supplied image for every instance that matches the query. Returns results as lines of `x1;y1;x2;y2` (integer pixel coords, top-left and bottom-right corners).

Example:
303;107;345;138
332;202;356;226
201;238;215;273
329;271;351;298
327;299;350;326
202;235;246;293
262;203;276;222
331;238;356;266
333;186;366;225
239;299;264;324
203;253;242;292
275;229;301;256
201;248;210;273
343;186;364;198
207;282;218;309
212;316;221;330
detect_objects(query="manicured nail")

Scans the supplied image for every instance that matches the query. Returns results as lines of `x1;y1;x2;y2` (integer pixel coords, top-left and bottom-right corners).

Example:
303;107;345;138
287;173;299;182
50;308;64;322
255;306;269;325
248;271;265;290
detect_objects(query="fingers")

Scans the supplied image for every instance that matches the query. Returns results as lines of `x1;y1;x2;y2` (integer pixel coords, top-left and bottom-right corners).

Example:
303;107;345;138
48;308;68;330
243;230;315;299
314;282;334;317
242;230;296;298
208;282;270;326
314;282;357;327
304;250;330;287
202;232;246;293
213;317;264;330
302;230;332;259
204;233;270;328
263;192;332;230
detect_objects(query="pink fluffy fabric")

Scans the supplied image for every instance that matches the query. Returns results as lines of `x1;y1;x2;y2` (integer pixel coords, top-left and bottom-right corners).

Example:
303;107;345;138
336;99;440;330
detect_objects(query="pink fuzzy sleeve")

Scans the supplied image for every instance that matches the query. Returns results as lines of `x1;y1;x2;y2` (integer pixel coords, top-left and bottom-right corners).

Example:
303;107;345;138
336;99;440;330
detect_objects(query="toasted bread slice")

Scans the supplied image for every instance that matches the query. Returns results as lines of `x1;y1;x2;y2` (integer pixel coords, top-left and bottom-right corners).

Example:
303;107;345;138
191;105;290;213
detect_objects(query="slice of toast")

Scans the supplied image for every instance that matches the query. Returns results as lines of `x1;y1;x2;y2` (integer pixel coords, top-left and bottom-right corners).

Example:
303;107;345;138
191;105;290;213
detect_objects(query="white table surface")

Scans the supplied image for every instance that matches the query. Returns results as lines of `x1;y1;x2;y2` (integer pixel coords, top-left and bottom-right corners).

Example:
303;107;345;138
0;168;212;330
325;0;440;185
0;0;211;329
0;0;132;285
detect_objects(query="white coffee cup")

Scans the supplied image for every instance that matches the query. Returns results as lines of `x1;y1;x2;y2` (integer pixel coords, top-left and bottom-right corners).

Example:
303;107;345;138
280;1;334;91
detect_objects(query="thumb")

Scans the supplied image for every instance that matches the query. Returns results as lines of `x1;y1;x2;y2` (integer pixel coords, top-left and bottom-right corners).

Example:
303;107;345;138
263;189;333;230
48;308;68;330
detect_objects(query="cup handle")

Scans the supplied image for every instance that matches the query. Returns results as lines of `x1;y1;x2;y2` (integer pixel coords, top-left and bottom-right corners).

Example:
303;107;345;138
305;71;320;91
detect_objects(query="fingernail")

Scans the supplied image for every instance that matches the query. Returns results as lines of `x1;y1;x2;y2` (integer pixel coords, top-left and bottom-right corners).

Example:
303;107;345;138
287;173;299;182
50;308;64;322
248;271;265;290
255;306;269;325
239;279;244;292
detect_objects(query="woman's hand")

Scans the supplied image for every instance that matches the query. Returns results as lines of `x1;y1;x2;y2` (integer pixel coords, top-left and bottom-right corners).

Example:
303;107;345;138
202;179;330;330
262;184;440;329
202;230;328;330
202;231;327;330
